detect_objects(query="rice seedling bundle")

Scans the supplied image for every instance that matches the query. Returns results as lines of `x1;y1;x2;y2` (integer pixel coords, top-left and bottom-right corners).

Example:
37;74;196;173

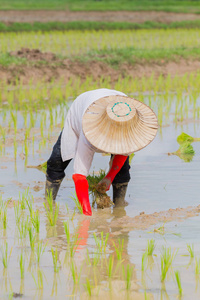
177;132;200;144
87;170;113;209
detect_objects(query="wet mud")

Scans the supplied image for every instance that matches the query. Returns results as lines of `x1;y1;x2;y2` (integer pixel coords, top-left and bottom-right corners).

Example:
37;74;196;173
1;48;200;84
1;10;200;24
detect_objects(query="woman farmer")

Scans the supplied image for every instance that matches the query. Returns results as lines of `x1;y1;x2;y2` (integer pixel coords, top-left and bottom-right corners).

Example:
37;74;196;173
45;88;158;216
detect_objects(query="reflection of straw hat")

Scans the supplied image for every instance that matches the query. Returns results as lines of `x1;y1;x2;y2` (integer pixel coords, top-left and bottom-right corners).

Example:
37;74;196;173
82;95;158;154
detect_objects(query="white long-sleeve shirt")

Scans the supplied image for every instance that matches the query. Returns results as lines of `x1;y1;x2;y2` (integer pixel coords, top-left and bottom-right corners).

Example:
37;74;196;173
61;88;127;176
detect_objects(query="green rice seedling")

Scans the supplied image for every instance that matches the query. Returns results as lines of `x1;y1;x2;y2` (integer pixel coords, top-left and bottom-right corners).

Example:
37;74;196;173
10;111;17;135
14;202;21;224
19;188;30;210
30;209;40;233
69;241;78;258
32;268;44;290
161;246;177;282
17;216;29;239
63;221;71;245
1;242;12;268
187;244;194;258
51;248;60;273
70;260;77;286
70;208;76;221
28;227;36;251
2;205;7;230
44;191;59;226
84;278;92;297
44;190;54;213
13;138;17;160
122;264;134;290
26;197;33;216
65;203;69;214
70;193;83;214
195;257;200;275
113;238;124;261
129;153;135;164
142;252;148;271
146;239;156;256
86;249;100;267
51;273;58;296
174;270;183;297
36;241;46;265
19;252;25;279
24;142;28;165
63;220;79;257
70;260;81;289
93;232;109;253
177;132;200;144
92;251;101;267
144;290;149;300
107;255;114;278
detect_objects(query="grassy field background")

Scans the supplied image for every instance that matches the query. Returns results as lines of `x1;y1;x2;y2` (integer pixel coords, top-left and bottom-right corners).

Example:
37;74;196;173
2;20;200;32
1;0;200;82
0;0;200;12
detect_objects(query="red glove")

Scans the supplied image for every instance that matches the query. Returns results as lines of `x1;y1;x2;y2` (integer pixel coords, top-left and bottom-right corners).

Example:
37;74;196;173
104;155;128;190
72;174;92;216
96;155;128;193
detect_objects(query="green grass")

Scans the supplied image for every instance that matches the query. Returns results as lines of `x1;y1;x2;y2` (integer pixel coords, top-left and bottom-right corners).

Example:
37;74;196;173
2;20;200;32
1;0;200;12
76;47;200;67
1;46;200;68
0;53;27;66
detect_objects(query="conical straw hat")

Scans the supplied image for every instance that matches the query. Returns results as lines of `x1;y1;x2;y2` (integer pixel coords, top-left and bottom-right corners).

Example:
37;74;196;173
82;95;158;154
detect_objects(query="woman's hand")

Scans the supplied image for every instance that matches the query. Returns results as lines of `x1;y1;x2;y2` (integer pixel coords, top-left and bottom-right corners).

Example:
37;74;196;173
96;155;128;194
96;177;111;193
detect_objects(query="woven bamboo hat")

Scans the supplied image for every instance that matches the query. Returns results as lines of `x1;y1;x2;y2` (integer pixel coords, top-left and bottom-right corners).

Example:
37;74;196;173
82;95;158;154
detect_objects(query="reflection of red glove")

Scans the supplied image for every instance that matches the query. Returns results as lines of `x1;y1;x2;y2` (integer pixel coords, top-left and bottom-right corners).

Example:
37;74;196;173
104;155;128;190
76;219;90;251
72;174;92;216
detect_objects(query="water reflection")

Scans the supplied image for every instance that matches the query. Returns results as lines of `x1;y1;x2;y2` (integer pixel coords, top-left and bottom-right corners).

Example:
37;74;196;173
43;204;152;298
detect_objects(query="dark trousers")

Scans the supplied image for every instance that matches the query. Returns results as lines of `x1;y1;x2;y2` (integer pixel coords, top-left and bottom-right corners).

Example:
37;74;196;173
46;132;131;184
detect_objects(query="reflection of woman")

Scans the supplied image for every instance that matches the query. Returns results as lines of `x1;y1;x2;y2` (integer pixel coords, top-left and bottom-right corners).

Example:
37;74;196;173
45;89;158;216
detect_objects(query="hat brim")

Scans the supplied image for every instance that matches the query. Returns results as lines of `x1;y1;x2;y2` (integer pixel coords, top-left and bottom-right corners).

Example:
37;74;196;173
82;95;158;155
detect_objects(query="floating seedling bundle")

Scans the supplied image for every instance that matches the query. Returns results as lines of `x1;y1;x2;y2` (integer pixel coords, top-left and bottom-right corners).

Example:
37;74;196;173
168;132;200;162
27;161;47;173
177;132;200;144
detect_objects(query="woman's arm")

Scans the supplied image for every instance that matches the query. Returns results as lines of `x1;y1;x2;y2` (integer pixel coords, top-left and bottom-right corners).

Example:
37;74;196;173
96;155;128;193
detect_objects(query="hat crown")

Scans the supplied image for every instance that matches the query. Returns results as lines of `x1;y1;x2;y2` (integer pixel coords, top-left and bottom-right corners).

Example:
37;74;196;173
106;100;136;123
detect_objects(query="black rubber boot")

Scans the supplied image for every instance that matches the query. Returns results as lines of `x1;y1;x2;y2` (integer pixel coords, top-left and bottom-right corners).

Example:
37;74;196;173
45;177;63;200
112;182;128;207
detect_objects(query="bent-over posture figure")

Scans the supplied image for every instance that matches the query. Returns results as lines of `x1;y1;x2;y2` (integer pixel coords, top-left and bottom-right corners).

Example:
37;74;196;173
45;88;158;216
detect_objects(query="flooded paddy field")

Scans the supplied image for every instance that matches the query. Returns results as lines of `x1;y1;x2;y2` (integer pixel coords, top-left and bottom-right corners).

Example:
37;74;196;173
0;73;200;300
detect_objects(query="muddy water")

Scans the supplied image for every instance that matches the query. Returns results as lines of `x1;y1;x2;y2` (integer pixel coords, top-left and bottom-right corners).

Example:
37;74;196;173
1;97;200;299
